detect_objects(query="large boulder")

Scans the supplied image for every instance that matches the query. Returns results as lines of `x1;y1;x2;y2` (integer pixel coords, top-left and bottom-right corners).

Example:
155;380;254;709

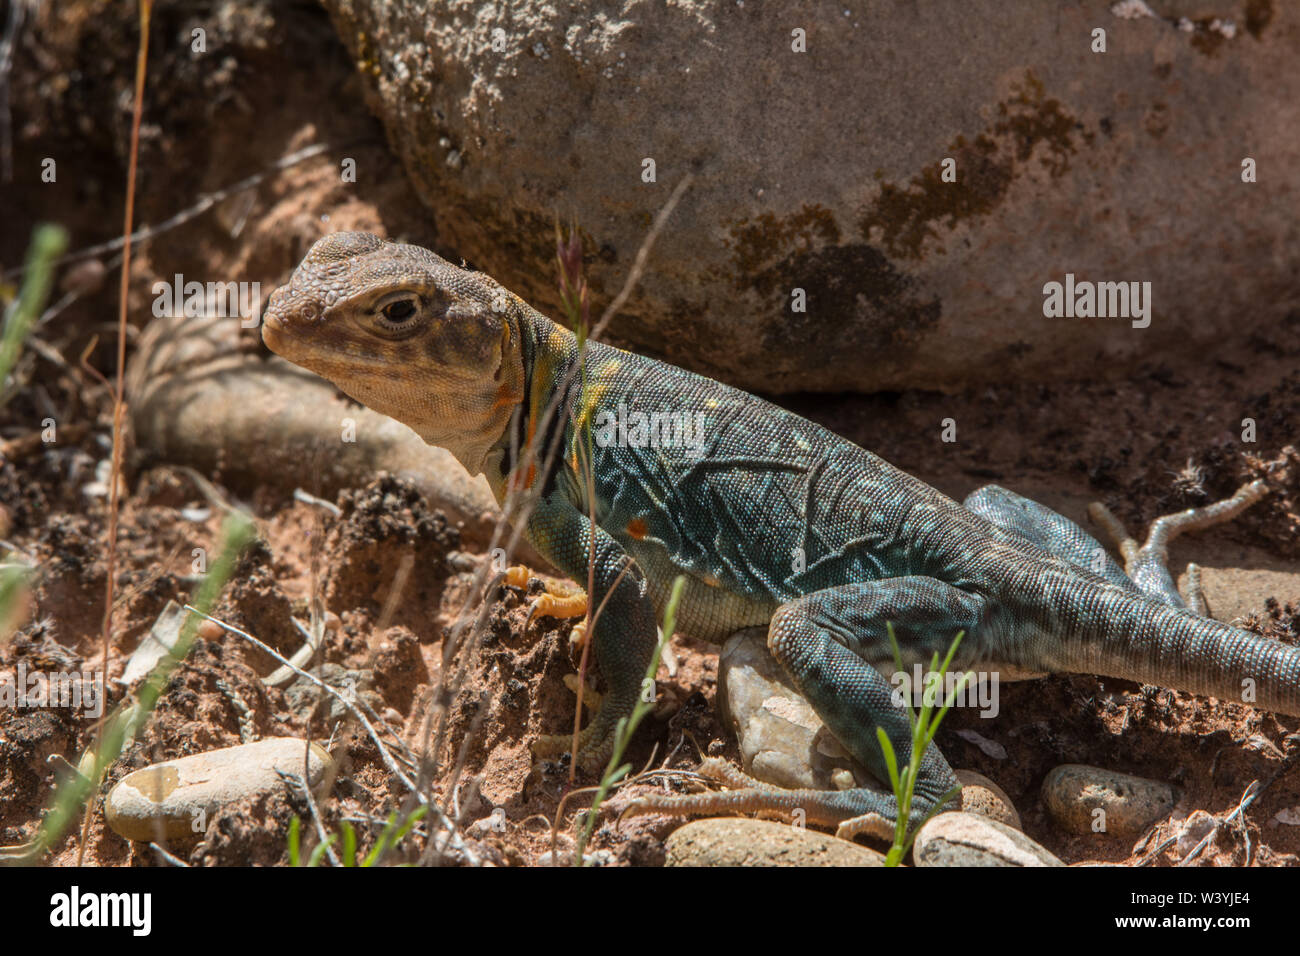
320;0;1298;393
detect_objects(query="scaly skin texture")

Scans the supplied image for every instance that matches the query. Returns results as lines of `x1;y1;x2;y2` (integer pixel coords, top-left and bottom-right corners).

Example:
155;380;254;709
264;232;1298;836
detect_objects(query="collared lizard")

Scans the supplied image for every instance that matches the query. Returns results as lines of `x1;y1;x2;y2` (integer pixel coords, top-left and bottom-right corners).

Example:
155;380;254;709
262;231;1297;840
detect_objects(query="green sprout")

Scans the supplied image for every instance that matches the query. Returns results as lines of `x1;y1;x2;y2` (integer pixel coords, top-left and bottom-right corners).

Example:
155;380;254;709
875;625;970;866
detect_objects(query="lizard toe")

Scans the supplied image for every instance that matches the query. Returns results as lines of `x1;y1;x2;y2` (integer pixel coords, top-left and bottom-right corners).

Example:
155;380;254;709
836;812;895;843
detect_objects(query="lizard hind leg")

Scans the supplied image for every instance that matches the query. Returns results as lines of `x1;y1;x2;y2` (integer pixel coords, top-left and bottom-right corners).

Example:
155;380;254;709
964;484;1135;590
623;578;985;840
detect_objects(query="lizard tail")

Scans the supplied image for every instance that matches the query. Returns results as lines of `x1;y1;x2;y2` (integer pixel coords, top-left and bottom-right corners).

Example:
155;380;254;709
1042;578;1300;717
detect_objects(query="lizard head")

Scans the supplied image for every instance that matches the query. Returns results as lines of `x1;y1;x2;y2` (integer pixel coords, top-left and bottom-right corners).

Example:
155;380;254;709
262;231;527;476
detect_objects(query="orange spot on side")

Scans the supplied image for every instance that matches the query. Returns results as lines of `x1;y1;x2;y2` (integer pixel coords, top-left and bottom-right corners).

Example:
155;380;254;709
626;517;648;540
702;573;721;587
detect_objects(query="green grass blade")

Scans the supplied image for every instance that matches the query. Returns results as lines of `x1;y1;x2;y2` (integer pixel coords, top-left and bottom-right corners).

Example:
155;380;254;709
288;816;302;867
0;224;68;406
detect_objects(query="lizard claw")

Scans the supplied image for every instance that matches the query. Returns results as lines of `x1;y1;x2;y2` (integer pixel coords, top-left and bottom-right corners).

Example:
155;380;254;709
506;565;589;628
562;672;602;711
567;619;588;655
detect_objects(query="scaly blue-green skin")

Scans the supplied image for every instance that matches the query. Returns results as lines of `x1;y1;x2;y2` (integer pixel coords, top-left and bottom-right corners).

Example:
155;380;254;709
513;315;1298;826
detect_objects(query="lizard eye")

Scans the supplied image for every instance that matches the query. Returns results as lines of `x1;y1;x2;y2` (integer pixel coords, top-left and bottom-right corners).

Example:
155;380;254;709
380;298;417;325
370;294;426;336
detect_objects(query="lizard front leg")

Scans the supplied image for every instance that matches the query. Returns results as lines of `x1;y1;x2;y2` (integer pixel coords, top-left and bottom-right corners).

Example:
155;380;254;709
525;492;659;773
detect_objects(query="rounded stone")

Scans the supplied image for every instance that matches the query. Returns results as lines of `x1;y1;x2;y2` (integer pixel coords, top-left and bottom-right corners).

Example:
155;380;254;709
913;811;1063;867
1041;764;1176;837
104;737;334;842
1176;809;1218;858
955;769;1021;830
718;629;882;792
665;818;886;867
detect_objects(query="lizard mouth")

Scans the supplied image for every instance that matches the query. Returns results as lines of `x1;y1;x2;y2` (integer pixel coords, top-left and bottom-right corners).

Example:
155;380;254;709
260;311;289;352
260;310;317;366
260;317;393;382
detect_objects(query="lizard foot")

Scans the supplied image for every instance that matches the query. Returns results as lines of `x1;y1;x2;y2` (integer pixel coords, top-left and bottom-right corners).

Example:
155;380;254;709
1088;478;1267;612
506;564;588;619
619;757;898;841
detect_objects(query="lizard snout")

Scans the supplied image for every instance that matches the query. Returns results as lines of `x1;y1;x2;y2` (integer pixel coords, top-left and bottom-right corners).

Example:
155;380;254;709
264;285;322;329
261;285;329;360
262;286;309;356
